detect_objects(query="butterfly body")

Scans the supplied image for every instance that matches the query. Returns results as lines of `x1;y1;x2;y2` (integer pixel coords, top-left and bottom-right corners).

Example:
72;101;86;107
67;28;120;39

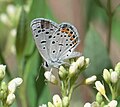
30;18;80;69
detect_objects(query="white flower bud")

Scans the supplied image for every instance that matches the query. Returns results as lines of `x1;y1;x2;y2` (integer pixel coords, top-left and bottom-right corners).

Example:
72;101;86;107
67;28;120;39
115;62;120;72
95;81;106;96
39;104;47;107
110;72;118;84
85;75;97;85
44;71;58;85
108;100;117;107
53;94;62;107
9;77;23;87
103;69;111;83
76;56;85;68
6;93;15;105
8;81;16;93
85;58;90;67
69;62;78;77
11;77;23;87
59;66;67;79
8;77;23;93
0;64;6;80
84;102;91;107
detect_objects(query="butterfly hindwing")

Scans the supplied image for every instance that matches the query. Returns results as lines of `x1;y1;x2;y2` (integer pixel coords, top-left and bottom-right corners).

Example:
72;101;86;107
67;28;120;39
49;23;80;62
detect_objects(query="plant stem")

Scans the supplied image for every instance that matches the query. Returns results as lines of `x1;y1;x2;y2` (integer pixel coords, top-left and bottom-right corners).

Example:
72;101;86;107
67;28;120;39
107;0;112;53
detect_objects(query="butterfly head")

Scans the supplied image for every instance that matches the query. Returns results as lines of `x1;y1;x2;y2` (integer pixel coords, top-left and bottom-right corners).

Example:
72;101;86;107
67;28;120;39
43;60;63;70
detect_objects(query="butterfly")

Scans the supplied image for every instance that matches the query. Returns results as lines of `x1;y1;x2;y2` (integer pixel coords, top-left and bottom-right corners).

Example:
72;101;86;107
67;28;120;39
30;18;80;69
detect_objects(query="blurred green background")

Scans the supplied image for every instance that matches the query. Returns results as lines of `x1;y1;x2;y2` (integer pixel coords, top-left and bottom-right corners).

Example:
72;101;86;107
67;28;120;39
0;0;120;107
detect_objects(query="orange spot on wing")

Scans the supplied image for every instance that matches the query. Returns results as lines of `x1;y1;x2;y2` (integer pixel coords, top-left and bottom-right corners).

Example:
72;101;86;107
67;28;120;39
70;37;74;41
68;33;73;37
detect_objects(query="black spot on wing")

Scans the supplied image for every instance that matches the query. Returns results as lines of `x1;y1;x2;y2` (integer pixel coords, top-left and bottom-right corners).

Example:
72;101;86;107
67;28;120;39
52;41;55;44
49;35;52;39
59;43;63;46
41;40;46;44
53;50;55;53
45;32;49;34
35;35;38;38
38;30;41;33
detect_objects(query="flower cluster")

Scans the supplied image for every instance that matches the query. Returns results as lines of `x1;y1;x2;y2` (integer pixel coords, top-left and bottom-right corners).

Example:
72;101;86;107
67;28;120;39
84;62;120;107
42;56;91;107
39;94;68;107
0;64;23;106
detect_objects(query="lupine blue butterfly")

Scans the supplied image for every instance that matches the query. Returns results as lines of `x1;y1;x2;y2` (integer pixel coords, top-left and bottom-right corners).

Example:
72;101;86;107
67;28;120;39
30;18;80;69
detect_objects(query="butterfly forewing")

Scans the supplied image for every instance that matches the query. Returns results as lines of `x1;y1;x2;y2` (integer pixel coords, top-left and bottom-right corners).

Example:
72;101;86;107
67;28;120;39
30;18;59;62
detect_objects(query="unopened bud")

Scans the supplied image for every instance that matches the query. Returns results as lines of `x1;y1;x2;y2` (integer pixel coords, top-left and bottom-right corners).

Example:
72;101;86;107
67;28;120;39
95;81;106;96
110;71;118;84
53;94;62;107
115;62;120;73
8;77;23;93
59;66;68;79
85;75;97;85
8;81;16;93
76;56;85;68
69;62;78;77
103;69;110;83
85;58;90;68
44;71;58;85
84;102;91;107
11;77;23;87
6;93;15;105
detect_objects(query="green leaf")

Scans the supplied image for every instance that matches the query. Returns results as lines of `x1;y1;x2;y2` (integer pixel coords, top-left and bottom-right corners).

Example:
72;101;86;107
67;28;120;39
25;0;52;106
15;7;28;57
83;24;112;77
26;50;50;107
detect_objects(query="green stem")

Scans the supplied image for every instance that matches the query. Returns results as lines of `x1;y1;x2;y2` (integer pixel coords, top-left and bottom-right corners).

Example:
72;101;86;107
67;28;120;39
107;0;112;53
108;84;115;99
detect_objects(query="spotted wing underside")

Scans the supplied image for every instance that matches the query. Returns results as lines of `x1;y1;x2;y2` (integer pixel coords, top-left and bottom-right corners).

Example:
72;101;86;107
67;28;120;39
30;18;59;62
49;23;80;62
